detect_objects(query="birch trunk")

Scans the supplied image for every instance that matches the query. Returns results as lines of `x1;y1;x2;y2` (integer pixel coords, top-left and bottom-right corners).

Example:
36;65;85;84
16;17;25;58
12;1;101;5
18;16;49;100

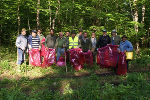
17;0;20;35
141;5;145;24
37;0;40;28
52;0;60;29
133;0;139;55
49;1;52;29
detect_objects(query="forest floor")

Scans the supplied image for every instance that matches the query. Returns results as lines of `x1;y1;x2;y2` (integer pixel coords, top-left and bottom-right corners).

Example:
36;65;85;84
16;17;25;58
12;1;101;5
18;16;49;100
0;46;150;100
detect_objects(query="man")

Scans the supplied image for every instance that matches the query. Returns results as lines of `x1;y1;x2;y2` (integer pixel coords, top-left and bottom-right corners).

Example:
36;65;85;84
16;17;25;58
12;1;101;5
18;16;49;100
66;31;70;38
91;32;97;61
80;32;92;52
96;29;111;48
91;32;97;52
15;28;27;72
45;29;57;49
65;31;70;50
77;28;83;40
28;30;40;50
118;35;133;71
68;30;80;49
111;30;121;45
55;32;66;61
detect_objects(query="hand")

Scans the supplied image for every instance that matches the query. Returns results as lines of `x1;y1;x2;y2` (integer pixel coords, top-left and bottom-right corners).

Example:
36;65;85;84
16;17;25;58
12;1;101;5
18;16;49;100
118;49;121;53
46;47;48;50
124;50;127;53
26;49;29;53
39;48;41;50
30;48;32;50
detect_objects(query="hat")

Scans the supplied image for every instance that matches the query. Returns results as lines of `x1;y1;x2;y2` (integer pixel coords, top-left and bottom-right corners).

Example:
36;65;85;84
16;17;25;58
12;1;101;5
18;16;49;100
102;29;107;32
111;29;117;33
122;35;128;39
22;28;27;32
32;30;37;33
71;30;76;34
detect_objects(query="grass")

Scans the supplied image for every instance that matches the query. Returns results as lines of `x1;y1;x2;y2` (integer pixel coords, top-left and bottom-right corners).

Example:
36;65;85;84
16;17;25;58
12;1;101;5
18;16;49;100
0;46;150;100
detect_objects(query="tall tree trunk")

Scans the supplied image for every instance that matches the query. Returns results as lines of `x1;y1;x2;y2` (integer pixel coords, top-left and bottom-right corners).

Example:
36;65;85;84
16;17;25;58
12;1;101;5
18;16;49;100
141;5;145;24
49;1;52;29
133;0;139;55
28;17;31;33
17;0;20;35
52;0;60;29
37;0;40;29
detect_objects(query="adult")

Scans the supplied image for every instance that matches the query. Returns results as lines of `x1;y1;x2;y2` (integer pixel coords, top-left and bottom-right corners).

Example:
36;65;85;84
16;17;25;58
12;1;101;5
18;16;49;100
37;29;45;41
65;31;70;50
118;35;133;70
91;32;97;61
78;28;83;40
28;30;40;50
80;32;92;52
68;30;80;49
45;29;57;49
111;30;121;45
96;29;111;48
91;32;97;52
55;32;66;61
15;28;27;72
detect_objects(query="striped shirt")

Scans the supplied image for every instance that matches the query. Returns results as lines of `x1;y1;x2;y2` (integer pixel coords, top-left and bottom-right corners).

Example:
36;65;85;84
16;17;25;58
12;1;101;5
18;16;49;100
32;37;40;49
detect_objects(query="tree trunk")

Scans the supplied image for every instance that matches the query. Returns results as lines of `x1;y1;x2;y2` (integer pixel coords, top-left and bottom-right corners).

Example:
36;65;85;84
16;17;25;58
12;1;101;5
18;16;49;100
52;0;60;30
133;0;139;55
28;17;31;33
141;5;145;24
37;0;40;29
49;1;52;29
17;0;20;35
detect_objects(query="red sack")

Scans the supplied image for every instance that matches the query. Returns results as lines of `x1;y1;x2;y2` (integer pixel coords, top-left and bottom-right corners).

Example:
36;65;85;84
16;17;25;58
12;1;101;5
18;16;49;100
108;45;119;67
117;52;127;75
69;48;83;71
42;48;56;67
29;49;41;66
97;45;119;68
82;50;93;66
56;56;66;67
41;37;46;57
97;46;110;67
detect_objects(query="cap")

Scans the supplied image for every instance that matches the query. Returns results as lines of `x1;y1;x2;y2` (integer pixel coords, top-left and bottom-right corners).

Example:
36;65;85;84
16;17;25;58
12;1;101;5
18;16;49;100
102;29;107;32
122;35;128;38
32;30;37;33
22;28;27;32
112;29;117;33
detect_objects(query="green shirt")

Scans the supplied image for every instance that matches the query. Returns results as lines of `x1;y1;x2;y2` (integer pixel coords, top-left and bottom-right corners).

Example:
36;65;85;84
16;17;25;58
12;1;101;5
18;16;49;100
55;37;66;48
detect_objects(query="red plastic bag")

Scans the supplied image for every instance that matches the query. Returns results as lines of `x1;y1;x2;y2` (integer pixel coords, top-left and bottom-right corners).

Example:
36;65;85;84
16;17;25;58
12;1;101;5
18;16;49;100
108;45;119;67
82;50;93;66
29;49;41;66
69;48;83;71
42;48;56;67
97;45;119;68
117;52;127;75
41;37;46;57
56;55;66;67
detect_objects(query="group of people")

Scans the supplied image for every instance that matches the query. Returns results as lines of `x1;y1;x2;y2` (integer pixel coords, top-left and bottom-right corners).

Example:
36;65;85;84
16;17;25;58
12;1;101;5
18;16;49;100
15;28;133;72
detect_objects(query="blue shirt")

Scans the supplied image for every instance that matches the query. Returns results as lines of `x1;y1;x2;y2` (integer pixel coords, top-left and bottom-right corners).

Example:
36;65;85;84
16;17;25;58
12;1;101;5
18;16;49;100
119;40;133;52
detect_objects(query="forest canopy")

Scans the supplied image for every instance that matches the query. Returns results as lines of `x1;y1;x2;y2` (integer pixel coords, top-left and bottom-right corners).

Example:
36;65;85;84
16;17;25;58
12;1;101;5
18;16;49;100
0;0;150;47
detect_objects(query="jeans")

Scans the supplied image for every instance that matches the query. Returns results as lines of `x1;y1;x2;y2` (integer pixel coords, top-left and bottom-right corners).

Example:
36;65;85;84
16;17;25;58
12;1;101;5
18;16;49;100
17;48;24;65
57;48;65;61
